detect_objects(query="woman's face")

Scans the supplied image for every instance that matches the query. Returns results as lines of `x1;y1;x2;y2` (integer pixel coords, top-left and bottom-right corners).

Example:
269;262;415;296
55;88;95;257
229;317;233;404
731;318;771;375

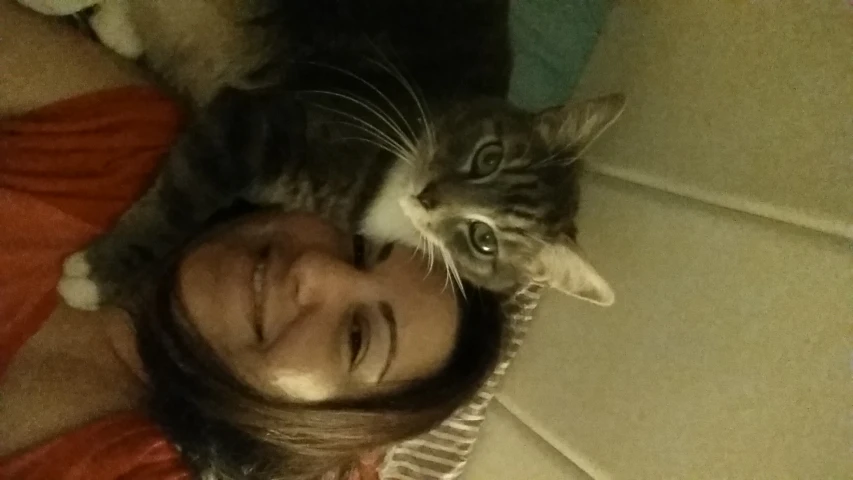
178;211;459;402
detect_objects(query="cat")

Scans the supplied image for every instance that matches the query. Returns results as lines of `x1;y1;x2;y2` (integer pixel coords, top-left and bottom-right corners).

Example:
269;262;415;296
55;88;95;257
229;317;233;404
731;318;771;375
43;0;624;309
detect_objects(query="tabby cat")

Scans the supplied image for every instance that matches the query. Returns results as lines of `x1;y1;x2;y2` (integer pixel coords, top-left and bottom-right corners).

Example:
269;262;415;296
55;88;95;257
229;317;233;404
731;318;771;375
43;0;623;309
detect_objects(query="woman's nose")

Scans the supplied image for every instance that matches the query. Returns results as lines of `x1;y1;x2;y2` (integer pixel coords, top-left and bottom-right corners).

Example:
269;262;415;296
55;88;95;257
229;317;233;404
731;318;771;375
287;251;364;317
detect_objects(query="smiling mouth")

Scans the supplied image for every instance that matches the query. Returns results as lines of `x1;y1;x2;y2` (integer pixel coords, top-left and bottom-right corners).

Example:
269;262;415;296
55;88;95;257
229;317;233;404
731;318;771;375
252;245;271;341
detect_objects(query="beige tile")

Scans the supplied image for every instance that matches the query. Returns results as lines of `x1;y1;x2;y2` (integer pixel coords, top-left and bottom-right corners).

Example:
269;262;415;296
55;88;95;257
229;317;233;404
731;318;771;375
499;175;853;479
464;401;592;480
572;0;853;237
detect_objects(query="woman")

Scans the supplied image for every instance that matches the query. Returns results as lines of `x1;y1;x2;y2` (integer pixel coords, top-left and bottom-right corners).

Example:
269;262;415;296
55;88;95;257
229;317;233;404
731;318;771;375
0;3;504;479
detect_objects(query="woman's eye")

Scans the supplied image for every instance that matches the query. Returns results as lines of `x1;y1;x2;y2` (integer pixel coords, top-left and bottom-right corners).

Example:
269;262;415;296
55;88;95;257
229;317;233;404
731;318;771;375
470;142;504;178
348;315;369;369
468;221;498;256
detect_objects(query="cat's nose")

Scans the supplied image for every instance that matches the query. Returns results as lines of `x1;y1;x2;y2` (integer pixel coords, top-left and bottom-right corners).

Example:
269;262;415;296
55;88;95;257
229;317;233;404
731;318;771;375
416;183;439;210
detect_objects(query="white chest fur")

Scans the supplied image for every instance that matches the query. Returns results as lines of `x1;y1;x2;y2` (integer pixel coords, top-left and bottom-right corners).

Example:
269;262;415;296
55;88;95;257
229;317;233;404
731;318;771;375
360;161;421;247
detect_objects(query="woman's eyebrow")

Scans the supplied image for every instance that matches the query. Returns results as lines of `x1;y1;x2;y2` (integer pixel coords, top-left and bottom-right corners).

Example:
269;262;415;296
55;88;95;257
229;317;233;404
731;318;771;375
376;301;398;383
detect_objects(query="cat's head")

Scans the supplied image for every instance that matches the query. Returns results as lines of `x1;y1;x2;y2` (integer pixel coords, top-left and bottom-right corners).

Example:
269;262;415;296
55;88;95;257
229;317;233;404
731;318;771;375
399;94;625;305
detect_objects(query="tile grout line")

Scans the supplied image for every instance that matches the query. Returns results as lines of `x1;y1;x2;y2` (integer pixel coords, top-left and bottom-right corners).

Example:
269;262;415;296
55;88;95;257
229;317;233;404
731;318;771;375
586;164;853;242
494;394;608;480
492;159;851;480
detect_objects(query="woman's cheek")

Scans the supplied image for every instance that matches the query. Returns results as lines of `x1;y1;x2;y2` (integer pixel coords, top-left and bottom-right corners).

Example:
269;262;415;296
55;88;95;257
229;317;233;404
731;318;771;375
253;329;343;402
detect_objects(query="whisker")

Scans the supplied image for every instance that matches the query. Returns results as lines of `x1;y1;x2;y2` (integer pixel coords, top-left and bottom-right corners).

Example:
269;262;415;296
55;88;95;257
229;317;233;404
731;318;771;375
363;52;437;150
332;135;412;163
441;258;453;292
335;129;410;162
437;245;465;299
325;119;413;161
309;103;412;161
312;102;398;145
303;60;419;145
303;89;417;156
411;234;427;259
423;240;434;278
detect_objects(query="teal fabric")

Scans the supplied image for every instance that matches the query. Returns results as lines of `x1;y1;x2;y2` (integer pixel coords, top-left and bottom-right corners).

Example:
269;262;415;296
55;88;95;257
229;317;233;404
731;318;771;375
508;0;612;110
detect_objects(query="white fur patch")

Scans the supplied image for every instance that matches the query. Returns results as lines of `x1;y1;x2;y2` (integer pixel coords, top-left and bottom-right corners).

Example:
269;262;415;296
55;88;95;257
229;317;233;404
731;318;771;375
361;161;422;247
90;0;144;58
63;251;92;277
16;0;99;15
58;252;103;311
57;277;103;311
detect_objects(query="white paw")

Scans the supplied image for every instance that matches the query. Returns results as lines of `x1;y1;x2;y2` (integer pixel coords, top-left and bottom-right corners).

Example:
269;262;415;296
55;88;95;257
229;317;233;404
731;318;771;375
63;251;92;277
89;0;144;59
16;0;100;16
58;252;102;311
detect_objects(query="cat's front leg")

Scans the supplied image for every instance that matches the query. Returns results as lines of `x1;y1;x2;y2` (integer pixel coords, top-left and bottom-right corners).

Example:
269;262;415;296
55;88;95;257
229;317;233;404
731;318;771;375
58;134;244;310
16;0;142;58
58;89;304;310
58;180;203;310
89;0;144;58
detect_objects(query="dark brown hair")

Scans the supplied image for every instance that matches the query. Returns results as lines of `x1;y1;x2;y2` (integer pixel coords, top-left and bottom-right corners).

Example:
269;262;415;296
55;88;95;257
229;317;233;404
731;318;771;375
130;234;505;480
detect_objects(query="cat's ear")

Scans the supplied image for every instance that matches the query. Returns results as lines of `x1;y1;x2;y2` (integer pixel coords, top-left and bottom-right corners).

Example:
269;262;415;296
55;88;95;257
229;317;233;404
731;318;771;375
530;238;615;306
535;93;626;155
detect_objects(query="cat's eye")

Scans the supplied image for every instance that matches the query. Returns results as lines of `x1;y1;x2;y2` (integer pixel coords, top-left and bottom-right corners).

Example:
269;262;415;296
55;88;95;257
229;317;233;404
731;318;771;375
470;142;504;178
348;313;370;370
468;221;498;256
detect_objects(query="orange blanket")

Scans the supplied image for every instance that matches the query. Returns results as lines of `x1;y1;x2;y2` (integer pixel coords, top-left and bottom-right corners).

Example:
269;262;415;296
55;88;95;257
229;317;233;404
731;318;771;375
0;87;188;479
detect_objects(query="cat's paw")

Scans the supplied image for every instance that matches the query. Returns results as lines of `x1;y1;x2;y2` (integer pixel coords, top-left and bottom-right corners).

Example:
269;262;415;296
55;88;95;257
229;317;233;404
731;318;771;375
16;0;100;16
58;251;104;311
89;0;144;59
